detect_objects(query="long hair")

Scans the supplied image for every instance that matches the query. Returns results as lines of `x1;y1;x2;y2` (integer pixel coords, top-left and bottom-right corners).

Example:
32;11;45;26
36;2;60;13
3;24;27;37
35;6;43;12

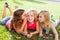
38;10;50;32
12;9;25;28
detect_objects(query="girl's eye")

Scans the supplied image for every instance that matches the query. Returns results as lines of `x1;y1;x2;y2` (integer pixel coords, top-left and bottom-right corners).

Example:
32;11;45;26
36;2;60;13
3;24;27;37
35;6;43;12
39;16;42;18
31;15;33;17
27;15;29;17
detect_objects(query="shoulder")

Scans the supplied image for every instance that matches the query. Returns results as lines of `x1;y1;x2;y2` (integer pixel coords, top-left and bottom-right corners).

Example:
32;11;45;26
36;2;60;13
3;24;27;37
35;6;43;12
50;21;55;29
35;21;39;26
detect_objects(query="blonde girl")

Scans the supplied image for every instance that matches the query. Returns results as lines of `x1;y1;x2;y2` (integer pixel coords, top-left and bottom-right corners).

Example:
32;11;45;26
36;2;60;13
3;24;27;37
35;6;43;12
38;10;59;40
23;10;40;38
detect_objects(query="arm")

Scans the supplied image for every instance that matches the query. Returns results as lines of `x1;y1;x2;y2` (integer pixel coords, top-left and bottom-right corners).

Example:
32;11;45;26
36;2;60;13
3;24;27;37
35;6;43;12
13;19;26;33
14;19;27;33
22;24;28;36
24;24;27;33
30;22;39;35
39;26;43;37
50;22;59;40
27;22;40;38
2;5;6;19
14;21;27;33
19;19;27;33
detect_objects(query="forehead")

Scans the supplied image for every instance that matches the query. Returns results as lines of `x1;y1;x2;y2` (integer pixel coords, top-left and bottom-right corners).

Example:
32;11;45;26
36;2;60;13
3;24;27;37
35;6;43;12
27;11;34;15
39;13;43;16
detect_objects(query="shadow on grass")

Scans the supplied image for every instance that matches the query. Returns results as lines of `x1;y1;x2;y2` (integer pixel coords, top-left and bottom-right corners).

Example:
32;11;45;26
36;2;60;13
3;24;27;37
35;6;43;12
10;30;27;40
21;0;47;4
10;30;39;40
12;0;23;5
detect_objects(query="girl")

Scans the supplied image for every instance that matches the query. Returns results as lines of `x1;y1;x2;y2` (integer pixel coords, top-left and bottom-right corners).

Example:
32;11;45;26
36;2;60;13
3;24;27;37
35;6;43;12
0;3;27;34
38;10;59;40
23;10;40;38
10;8;27;33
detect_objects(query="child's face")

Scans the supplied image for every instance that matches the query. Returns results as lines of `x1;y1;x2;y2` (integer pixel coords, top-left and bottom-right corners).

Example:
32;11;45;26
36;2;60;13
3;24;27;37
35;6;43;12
39;13;45;22
21;12;27;20
27;12;34;23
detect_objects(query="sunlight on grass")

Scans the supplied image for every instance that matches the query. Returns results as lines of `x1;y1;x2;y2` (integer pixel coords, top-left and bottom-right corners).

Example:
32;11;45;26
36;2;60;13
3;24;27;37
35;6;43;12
0;0;60;40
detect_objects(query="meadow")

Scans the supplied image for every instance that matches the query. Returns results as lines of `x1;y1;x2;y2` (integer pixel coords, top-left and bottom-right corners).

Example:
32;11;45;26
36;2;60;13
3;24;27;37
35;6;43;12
0;0;60;40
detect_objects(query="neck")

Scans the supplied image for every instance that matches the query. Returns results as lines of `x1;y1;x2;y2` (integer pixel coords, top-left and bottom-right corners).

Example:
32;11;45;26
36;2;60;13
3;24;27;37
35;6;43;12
29;21;34;25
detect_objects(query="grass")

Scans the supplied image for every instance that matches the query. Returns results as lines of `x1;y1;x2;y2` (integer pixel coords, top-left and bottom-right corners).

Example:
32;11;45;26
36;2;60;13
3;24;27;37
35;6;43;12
0;0;60;40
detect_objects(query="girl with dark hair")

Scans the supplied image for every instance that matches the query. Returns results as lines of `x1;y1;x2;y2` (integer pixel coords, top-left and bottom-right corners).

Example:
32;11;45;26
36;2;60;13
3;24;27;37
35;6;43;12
0;3;27;34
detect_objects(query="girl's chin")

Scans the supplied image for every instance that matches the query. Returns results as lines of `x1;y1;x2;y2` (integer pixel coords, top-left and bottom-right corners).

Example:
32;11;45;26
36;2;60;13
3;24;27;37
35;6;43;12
30;22;32;23
28;21;33;23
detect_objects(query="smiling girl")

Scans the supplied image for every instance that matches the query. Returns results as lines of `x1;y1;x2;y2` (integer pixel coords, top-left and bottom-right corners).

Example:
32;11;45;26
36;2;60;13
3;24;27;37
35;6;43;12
23;10;40;38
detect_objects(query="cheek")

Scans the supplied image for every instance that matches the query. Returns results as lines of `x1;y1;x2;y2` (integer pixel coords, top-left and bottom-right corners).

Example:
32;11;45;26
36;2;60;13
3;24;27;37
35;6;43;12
31;16;34;19
42;17;45;21
32;17;34;20
39;17;44;22
22;15;26;19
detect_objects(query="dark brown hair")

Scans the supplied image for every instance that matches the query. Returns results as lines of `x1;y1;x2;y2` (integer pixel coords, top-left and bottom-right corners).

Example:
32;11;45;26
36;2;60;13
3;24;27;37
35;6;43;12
12;9;25;28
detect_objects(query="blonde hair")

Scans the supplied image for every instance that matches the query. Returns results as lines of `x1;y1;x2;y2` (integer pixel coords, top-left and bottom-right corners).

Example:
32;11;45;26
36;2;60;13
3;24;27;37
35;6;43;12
39;10;50;32
27;10;38;22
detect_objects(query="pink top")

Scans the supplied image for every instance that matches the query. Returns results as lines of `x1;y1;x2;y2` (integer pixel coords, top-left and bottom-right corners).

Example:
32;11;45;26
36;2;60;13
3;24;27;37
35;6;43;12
27;21;36;30
5;20;23;30
5;21;14;30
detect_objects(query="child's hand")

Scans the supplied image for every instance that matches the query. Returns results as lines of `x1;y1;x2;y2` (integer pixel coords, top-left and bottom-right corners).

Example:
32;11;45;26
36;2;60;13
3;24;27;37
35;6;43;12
23;31;28;36
5;2;9;7
55;35;59;40
7;6;10;9
55;37;59;40
45;33;49;38
30;33;33;37
39;33;43;38
27;34;30;38
27;34;32;38
27;33;33;38
24;18;27;22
